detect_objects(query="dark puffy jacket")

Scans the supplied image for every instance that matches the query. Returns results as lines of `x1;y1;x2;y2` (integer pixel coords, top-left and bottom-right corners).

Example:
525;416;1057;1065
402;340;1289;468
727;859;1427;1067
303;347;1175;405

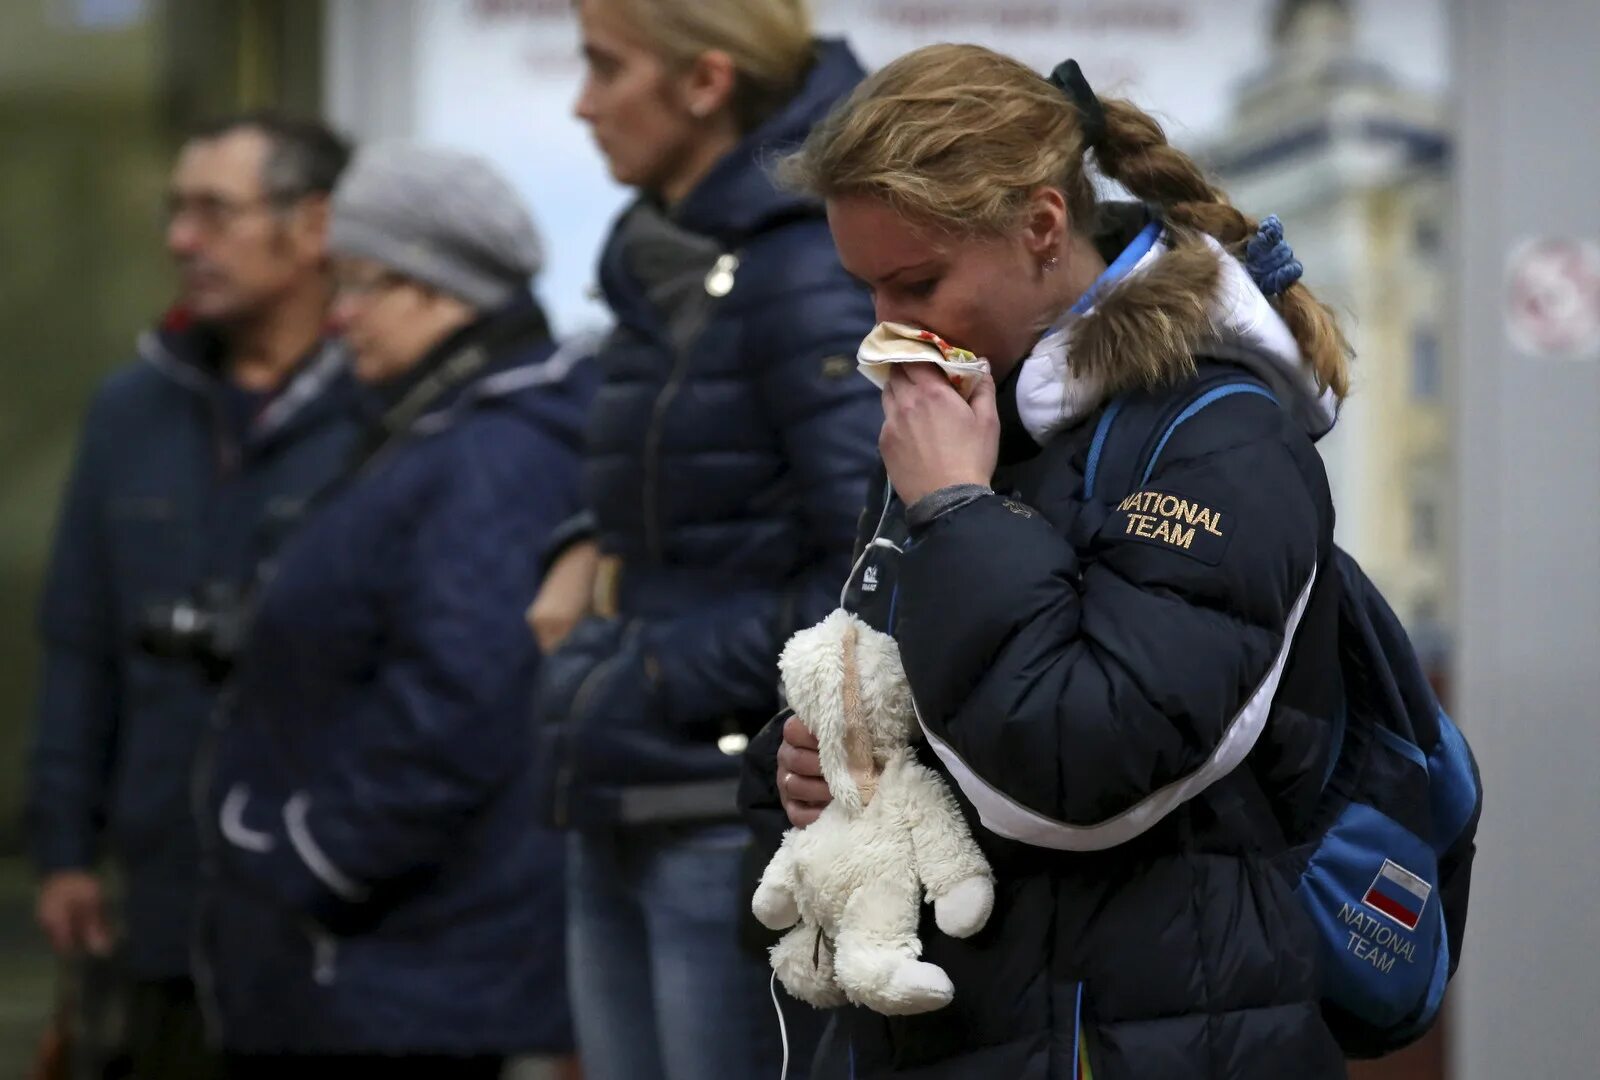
743;220;1349;1078
201;303;592;1054
26;322;359;978
532;38;881;828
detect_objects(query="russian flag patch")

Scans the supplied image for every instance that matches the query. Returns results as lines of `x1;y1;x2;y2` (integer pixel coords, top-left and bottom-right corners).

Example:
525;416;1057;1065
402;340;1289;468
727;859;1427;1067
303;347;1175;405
1362;859;1432;931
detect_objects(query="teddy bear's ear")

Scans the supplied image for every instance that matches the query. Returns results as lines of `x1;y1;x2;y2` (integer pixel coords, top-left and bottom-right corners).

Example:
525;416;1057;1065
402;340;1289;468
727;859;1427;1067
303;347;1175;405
850;621;918;748
778;609;865;813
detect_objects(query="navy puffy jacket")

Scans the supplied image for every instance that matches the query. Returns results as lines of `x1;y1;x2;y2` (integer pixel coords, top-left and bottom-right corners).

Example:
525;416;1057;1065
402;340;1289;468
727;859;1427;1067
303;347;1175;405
532;39;881;828
201;304;592;1054
26;324;358;978
742;214;1350;1078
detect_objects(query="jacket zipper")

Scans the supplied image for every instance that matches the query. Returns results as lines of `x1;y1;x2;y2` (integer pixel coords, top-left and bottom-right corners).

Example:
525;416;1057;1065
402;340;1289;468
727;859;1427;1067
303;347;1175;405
1073;981;1097;1079
641;251;738;562
641;370;685;563
552;621;641;828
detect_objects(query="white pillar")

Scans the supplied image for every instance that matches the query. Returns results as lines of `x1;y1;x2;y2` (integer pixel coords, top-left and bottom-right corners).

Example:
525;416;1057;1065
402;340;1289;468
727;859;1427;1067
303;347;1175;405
1452;0;1600;1076
322;0;421;140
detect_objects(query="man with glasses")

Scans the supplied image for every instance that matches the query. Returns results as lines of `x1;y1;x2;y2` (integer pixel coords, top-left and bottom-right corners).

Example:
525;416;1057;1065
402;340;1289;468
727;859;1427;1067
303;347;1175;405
25;112;356;1079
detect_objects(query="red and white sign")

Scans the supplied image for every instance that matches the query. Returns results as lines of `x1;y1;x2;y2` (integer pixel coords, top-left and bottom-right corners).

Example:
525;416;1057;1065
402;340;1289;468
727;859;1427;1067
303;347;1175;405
1505;238;1600;359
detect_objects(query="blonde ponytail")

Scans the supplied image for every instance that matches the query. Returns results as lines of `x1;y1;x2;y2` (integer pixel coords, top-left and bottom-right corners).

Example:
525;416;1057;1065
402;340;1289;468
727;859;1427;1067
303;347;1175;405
785;43;1352;400
1092;98;1351;398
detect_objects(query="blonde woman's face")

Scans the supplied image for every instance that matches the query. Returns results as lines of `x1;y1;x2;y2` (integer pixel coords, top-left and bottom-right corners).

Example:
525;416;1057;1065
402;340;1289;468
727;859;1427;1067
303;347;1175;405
574;0;708;197
827;194;1058;380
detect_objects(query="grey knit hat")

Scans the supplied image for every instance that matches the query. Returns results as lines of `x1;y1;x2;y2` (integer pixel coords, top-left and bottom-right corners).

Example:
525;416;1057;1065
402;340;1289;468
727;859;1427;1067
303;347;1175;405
329;142;544;310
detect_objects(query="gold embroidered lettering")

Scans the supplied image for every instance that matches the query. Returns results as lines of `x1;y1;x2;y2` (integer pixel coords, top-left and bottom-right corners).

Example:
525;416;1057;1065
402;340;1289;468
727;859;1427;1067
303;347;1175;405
1118;490;1224;551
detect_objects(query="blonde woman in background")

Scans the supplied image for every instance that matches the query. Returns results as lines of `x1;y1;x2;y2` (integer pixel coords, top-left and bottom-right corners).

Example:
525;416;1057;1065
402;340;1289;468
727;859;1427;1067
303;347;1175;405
526;1;880;1077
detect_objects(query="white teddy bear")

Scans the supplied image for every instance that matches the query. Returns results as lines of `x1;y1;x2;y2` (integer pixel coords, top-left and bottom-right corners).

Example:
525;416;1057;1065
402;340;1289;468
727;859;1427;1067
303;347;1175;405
752;609;995;1016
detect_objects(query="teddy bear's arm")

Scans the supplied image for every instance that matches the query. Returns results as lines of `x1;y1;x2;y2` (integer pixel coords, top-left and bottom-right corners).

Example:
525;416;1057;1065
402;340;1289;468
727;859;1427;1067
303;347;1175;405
903;764;995;939
751;837;801;930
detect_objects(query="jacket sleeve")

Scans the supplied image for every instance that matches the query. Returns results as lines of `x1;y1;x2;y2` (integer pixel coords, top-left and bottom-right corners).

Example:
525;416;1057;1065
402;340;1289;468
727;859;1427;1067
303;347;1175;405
644;277;881;728
26;390;120;873
738;712;791;853
219;429;580;925
542;509;597;570
895;395;1324;850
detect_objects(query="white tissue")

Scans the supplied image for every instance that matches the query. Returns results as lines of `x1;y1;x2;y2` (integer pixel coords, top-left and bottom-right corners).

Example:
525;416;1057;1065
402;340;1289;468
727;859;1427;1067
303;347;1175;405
856;321;991;400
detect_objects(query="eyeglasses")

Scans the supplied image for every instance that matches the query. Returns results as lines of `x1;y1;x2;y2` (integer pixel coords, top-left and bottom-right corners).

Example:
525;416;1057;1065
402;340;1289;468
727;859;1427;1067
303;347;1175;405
332;268;408;299
161;192;290;233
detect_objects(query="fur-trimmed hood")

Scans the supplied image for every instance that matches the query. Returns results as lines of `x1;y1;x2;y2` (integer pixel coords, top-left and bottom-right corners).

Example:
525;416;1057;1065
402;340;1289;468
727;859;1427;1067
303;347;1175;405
1010;209;1340;446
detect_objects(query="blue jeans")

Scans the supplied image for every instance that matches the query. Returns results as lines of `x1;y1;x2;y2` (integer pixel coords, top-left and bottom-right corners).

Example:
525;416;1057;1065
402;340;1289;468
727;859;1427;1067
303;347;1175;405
567;823;785;1080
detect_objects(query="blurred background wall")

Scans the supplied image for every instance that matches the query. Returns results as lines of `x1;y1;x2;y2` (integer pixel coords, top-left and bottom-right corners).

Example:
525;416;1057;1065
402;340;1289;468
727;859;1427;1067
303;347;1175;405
1453;0;1600;1077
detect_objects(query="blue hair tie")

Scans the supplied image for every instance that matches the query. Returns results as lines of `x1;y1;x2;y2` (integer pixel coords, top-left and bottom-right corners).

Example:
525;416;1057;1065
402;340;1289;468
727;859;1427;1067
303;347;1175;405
1245;214;1303;297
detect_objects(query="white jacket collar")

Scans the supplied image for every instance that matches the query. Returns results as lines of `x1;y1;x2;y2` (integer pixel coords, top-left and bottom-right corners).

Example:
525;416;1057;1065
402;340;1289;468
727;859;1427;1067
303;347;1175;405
1013;225;1339;444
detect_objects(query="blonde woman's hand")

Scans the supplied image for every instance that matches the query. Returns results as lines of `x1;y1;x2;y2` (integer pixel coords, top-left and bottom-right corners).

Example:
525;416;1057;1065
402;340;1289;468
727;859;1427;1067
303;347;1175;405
879;362;999;505
778;713;833;828
527;541;600;653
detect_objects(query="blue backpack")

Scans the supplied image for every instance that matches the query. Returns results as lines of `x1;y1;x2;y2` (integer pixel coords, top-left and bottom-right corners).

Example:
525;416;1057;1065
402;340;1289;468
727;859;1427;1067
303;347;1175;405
1085;366;1483;1057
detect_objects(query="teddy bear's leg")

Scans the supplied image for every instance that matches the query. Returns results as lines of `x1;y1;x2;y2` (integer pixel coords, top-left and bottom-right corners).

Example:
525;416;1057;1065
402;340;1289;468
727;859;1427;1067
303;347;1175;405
833;876;954;1016
769;922;848;1009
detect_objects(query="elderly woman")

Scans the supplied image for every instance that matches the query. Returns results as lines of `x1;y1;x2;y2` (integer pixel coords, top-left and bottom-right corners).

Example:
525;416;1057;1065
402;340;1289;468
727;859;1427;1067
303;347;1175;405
200;144;592;1079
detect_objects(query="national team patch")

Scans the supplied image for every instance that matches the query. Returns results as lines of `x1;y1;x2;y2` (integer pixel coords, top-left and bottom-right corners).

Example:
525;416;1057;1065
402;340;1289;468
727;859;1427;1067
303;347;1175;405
1362;859;1432;931
1103;488;1231;565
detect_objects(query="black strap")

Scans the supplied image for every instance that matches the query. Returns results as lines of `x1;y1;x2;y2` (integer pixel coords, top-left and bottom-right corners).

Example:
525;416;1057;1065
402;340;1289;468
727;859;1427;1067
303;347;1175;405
1048;59;1107;151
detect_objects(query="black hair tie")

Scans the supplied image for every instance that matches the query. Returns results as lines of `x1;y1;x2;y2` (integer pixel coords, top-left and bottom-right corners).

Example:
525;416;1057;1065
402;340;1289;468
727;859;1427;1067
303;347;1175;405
1048;59;1107;152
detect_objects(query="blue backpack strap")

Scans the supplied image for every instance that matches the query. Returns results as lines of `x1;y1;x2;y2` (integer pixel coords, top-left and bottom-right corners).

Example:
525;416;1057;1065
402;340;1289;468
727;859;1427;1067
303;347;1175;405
1140;381;1279;485
1083;363;1281;504
1081;396;1129;501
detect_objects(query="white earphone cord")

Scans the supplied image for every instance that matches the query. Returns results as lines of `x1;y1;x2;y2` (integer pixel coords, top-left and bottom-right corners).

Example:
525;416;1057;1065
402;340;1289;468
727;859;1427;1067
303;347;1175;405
840;481;898;608
770;970;791;1080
